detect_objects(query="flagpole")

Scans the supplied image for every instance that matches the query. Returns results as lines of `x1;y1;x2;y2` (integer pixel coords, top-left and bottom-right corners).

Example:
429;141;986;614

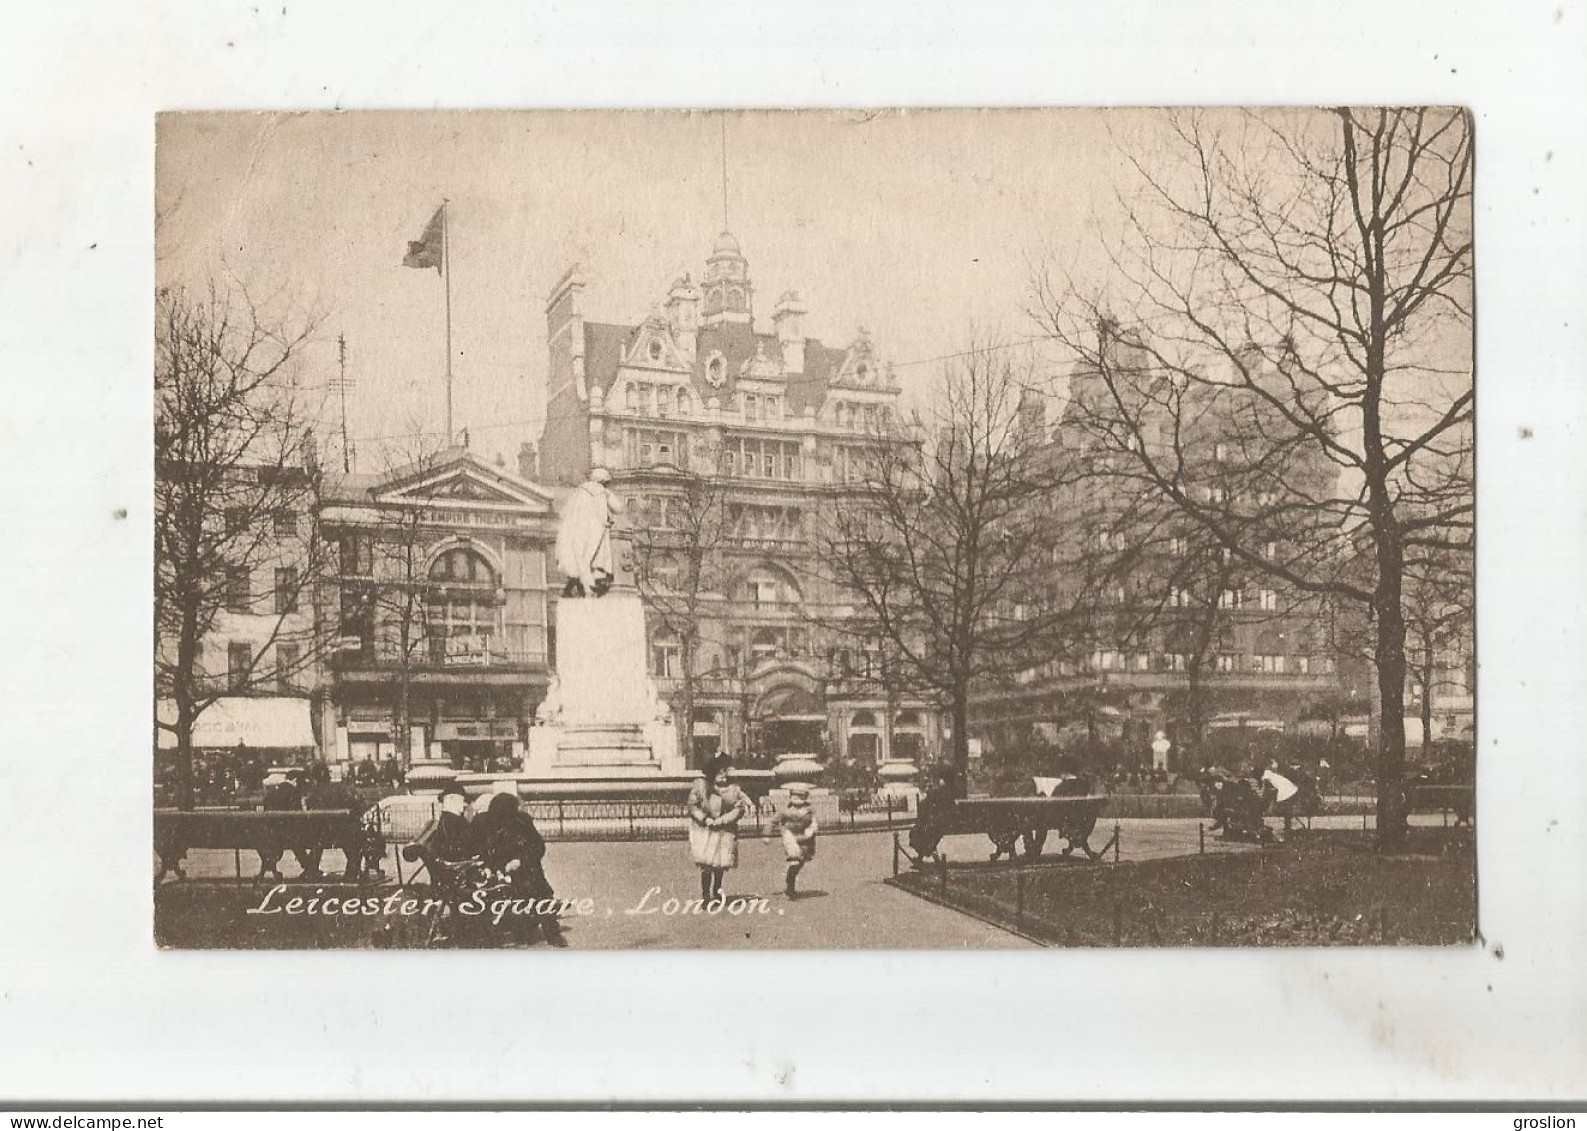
443;198;454;443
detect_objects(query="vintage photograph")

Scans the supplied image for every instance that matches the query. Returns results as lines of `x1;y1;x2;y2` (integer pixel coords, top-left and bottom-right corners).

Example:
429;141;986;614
153;108;1474;950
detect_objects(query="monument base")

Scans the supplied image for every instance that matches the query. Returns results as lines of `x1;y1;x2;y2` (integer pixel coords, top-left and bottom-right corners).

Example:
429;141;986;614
527;588;684;777
525;720;683;778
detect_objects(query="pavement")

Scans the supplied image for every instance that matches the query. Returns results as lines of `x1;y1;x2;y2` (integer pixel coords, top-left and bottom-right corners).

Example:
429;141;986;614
156;813;1453;949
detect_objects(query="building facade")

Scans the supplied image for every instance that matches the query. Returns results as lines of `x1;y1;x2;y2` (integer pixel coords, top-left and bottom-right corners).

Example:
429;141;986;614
537;232;942;774
154;459;325;800
970;360;1365;771
318;448;557;772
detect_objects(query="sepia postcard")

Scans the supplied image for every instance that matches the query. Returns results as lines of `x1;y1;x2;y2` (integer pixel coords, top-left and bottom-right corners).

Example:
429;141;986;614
153;108;1475;951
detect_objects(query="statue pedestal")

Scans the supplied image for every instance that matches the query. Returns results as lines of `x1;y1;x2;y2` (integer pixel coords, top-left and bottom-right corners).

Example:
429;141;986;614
525;592;683;778
878;760;922;801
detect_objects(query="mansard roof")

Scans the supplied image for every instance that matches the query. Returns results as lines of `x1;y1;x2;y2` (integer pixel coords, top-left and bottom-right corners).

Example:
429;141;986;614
583;320;850;417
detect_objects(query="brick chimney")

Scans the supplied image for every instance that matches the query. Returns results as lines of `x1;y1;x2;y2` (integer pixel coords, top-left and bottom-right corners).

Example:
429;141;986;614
517;441;538;481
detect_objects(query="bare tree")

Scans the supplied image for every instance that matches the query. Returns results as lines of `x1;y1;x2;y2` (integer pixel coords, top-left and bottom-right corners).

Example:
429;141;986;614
1403;542;1474;752
813;340;1099;776
627;456;734;767
1035;108;1473;846
1155;532;1241;765
337;430;454;767
154;282;331;809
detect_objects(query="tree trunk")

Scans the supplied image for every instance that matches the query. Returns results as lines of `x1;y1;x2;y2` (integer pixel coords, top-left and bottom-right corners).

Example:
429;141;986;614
1419;640;1435;754
394;675;410;766
173;597;201;811
393;615;415;766
1185;657;1206;771
175;710;196;812
950;686;971;782
1372;550;1410;850
883;681;897;768
678;634;697;769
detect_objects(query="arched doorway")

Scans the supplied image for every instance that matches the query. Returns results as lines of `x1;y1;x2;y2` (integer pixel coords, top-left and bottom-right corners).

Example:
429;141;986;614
846;709;882;764
894;709;926;763
754;683;825;760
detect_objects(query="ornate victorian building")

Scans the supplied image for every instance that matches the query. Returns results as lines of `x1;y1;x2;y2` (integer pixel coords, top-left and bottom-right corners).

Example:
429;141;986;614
537;233;941;775
319;448;557;771
970;356;1368;771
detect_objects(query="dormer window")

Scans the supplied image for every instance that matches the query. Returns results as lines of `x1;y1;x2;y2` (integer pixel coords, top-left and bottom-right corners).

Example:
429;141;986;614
706;353;726;387
856;363;870;384
648;339;663;362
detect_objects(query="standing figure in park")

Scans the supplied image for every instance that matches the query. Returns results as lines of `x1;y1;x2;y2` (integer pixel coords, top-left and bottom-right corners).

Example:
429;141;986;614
687;755;752;905
555;467;626;598
767;783;819;898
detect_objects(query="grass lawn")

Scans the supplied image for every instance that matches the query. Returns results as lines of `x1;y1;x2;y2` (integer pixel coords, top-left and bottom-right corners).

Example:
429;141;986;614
888;828;1475;947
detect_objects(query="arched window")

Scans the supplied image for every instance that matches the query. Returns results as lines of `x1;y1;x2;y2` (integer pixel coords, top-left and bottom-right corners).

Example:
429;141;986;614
650;628;681;678
851;710;878;729
429;548;495;584
750;628;781;664
738;565;802;608
676;387;691;416
1254;628;1287;674
425;548;499;661
625;383;639;413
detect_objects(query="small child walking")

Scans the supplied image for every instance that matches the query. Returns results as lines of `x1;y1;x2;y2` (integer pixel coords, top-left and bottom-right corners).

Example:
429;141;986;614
768;784;819;898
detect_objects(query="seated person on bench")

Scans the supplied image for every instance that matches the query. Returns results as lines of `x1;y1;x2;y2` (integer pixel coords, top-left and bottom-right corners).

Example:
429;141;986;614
430;784;476;864
301;763;367;881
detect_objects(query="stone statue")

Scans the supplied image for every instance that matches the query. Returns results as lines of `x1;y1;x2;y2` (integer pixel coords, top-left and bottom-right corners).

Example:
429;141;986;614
535;675;562;725
556;468;626;597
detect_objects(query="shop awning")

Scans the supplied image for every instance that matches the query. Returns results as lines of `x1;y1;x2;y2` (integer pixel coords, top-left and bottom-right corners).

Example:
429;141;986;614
157;697;316;750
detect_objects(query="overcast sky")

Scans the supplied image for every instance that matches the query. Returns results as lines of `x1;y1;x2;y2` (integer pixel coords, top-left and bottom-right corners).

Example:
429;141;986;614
156;109;1147;468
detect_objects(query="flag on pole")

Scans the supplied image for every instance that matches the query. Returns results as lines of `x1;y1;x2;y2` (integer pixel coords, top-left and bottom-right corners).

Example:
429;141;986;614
402;205;445;274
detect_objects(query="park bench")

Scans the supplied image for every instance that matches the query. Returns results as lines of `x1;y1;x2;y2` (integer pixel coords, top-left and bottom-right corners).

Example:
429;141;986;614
153;809;368;883
910;795;1109;864
1404;783;1475;826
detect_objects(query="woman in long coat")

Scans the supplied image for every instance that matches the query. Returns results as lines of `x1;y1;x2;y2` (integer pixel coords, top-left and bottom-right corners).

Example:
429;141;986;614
687;755;752;904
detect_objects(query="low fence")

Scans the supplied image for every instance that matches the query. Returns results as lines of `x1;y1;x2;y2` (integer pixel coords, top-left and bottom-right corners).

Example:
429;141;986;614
373;793;917;846
887;816;1474;946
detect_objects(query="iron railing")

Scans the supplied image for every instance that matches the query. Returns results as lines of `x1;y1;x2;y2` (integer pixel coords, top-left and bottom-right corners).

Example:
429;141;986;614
372;793;917;845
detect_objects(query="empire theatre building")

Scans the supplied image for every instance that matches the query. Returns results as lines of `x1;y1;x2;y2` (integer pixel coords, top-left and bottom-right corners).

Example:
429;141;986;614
319;448;558;772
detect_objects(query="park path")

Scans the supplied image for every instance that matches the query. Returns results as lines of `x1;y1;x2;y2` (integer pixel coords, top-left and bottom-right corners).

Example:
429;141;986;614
158;814;1441;948
530;829;1031;949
